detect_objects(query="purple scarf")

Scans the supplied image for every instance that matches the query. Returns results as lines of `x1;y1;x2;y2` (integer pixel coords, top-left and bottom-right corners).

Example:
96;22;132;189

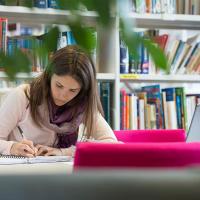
37;98;85;148
48;99;84;148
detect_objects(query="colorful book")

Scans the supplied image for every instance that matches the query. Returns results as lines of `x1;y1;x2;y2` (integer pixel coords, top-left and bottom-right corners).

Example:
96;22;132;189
129;93;138;130
178;35;200;74
175;87;187;130
142;84;164;129
153;34;169;50
162;88;177;129
137;91;148;129
120;89;127;130
171;42;191;74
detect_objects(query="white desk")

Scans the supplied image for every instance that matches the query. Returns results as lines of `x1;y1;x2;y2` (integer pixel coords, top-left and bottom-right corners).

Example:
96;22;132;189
0;161;74;174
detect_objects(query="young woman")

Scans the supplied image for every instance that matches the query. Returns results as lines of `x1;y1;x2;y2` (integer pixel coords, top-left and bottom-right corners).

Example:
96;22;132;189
0;45;117;157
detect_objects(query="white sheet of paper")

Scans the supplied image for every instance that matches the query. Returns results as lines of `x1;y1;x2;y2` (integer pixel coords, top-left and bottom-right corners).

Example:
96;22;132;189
0;155;72;165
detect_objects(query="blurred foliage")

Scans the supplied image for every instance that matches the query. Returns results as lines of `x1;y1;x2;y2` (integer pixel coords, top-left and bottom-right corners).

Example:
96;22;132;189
0;49;30;80
1;0;168;79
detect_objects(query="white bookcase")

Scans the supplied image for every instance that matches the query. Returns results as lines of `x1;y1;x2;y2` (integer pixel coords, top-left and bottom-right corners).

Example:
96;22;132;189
0;5;200;130
119;12;200;130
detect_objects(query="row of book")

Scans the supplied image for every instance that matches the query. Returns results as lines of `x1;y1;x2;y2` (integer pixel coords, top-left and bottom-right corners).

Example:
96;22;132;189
4;18;97;72
6;30;77;72
120;29;200;75
120;31;149;74
1;16;81;72
0;0;58;9
7;23;44;37
130;0;200;15
120;84;199;131
167;35;200;75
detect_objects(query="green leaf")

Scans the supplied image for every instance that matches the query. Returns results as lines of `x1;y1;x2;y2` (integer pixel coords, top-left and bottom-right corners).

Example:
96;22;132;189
120;20;140;61
143;39;168;72
81;0;113;26
5;0;17;5
18;0;34;7
0;49;31;80
57;0;80;10
69;24;96;53
42;27;60;52
120;18;168;72
57;0;113;26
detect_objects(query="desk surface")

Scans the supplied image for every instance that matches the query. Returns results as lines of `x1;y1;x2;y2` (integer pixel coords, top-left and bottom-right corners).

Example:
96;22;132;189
0;162;74;174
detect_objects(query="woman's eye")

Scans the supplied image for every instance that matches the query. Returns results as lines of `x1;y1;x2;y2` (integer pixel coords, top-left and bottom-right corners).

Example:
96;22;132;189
56;84;63;88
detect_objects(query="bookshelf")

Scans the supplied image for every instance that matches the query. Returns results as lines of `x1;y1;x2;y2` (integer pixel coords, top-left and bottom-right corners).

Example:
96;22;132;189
119;1;200;131
0;2;200;130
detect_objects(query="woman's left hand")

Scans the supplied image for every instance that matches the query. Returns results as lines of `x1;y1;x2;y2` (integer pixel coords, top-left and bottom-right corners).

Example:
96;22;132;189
35;144;62;156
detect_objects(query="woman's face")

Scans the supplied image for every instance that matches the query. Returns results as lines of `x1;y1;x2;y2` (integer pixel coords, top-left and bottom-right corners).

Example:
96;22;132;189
51;74;81;106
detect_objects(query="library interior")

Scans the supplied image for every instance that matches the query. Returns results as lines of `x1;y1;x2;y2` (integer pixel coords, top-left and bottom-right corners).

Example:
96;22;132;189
0;0;200;199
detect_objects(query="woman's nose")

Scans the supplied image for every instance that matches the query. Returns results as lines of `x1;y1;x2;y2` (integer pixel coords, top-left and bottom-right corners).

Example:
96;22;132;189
61;91;68;99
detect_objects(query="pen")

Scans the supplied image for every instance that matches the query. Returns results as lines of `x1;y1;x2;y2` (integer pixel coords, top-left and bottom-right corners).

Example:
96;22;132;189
17;126;24;139
17;126;37;156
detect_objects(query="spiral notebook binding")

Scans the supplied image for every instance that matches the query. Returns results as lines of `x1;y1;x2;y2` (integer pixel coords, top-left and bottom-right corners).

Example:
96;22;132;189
0;155;26;159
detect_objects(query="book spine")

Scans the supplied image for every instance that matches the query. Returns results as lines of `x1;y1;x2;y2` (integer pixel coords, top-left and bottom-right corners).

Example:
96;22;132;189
126;93;130;130
120;39;129;74
100;82;111;125
120;89;127;130
1;18;7;53
142;84;164;129
67;31;77;45
139;99;145;129
47;0;58;8
34;0;47;8
162;88;178;129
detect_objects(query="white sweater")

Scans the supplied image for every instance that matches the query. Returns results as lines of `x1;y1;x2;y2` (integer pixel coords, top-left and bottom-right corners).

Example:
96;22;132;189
0;84;117;155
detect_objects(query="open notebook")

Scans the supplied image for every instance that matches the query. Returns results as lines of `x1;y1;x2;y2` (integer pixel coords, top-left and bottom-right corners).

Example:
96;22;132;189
0;155;72;165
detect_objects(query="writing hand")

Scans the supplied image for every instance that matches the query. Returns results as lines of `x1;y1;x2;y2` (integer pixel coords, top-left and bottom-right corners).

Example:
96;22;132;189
10;139;38;157
35;144;63;156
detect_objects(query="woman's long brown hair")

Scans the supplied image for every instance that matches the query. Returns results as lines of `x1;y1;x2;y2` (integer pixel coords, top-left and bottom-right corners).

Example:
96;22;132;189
25;45;104;139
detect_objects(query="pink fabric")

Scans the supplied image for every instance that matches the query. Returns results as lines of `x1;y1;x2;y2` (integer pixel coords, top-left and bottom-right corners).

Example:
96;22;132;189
74;142;200;169
114;129;186;143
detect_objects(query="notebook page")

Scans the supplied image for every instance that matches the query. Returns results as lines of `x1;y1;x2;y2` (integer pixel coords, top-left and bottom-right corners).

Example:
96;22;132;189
0;155;72;165
27;156;72;164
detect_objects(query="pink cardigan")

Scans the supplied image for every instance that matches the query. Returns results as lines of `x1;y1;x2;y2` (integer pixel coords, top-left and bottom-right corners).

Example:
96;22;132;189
0;84;117;155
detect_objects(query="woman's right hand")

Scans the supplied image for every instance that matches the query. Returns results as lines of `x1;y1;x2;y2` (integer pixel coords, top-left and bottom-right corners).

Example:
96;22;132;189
10;139;38;157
